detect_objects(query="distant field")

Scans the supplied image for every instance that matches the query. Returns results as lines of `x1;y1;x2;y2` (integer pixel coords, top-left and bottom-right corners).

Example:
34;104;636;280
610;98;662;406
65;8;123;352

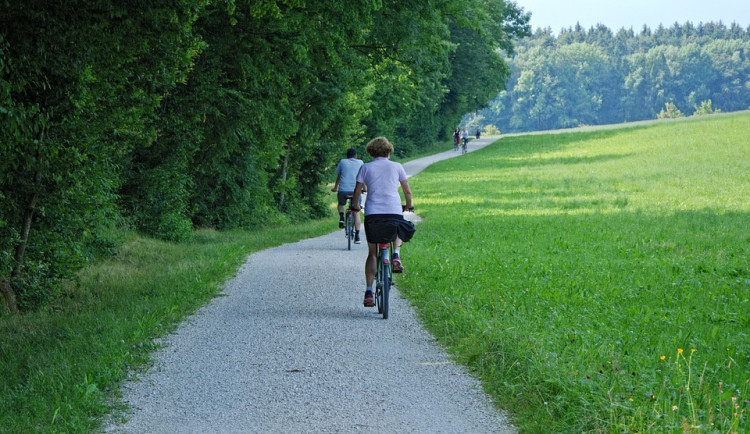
400;112;750;432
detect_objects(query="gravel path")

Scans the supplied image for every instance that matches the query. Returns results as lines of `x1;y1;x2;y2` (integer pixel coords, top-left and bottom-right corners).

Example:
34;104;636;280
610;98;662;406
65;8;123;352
105;137;513;433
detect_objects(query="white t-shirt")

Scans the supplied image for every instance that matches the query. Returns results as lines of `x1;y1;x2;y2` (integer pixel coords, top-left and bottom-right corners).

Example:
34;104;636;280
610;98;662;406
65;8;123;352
356;157;407;215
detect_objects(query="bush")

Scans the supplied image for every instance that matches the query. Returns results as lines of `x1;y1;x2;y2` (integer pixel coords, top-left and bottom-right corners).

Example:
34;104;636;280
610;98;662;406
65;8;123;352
484;124;501;135
657;102;685;119
693;99;722;116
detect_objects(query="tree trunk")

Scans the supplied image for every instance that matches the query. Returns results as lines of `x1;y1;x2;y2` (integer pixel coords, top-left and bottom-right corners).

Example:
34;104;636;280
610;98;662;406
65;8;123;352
0;278;18;313
2;170;42;313
278;152;288;210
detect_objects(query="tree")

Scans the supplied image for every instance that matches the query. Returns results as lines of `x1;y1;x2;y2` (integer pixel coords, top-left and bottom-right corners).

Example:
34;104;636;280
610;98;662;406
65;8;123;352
440;0;530;136
477;20;750;132
1;0;532;311
0;0;206;311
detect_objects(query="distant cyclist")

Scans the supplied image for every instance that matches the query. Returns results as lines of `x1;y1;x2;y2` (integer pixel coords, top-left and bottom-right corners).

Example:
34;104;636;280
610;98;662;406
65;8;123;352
351;137;415;307
331;148;364;244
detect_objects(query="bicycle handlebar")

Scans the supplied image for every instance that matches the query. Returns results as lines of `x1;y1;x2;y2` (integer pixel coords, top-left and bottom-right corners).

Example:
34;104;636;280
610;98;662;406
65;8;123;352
349;204;413;212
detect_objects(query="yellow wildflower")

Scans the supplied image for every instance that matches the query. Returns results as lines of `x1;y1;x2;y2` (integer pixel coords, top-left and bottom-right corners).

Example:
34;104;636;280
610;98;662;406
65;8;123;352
678;348;684;354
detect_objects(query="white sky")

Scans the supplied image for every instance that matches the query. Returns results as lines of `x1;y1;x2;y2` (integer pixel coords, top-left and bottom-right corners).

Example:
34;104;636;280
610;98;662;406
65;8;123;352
516;0;750;34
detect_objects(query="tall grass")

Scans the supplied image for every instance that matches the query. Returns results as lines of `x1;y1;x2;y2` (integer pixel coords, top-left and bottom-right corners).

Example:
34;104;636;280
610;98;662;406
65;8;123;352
400;113;750;432
0;221;332;432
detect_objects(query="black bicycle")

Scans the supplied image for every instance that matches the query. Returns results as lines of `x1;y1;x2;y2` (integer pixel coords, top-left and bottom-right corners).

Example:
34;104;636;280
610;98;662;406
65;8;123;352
374;241;393;319
373;205;413;319
343;195;355;250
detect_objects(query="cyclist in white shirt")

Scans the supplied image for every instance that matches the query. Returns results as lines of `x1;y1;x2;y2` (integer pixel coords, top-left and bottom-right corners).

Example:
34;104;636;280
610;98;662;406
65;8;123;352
351;137;414;307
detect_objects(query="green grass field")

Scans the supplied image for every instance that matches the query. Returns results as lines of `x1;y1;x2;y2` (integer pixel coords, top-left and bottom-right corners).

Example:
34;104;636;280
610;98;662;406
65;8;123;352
400;112;750;432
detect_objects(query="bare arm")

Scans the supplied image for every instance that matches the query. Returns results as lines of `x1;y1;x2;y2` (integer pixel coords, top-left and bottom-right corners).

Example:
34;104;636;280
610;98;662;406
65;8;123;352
331;174;341;192
400;179;413;211
351;182;364;210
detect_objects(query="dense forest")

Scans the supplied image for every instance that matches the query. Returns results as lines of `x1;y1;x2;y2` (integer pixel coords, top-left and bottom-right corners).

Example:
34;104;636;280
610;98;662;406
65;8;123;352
465;21;750;133
0;0;530;312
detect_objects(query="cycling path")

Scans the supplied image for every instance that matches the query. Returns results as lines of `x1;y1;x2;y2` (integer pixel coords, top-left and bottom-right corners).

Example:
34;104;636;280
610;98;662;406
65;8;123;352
401;137;496;178
106;136;512;433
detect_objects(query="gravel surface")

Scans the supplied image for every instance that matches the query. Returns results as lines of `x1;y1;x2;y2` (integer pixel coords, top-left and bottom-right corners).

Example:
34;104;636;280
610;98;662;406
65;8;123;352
105;137;513;433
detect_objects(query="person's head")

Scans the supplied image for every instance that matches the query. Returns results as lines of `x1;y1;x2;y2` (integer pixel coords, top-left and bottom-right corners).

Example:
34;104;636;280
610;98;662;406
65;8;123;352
346;148;357;158
365;137;394;158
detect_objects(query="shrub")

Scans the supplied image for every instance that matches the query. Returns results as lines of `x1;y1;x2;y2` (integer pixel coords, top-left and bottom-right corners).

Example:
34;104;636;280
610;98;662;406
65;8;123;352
657;102;685;119
693;99;722;116
484;124;501;135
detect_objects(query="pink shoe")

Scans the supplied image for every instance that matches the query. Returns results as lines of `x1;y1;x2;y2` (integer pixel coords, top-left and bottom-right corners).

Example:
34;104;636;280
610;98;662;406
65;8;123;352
363;290;375;307
392;257;403;273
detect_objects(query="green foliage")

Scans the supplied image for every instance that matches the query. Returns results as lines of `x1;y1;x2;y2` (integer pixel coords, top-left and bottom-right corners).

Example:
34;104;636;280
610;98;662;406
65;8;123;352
2;0;529;311
508;42;614;130
481;21;750;132
657;102;685;119
0;1;208;310
358;0;529;154
484;124;501;135
439;0;530;138
693;99;722;116
400;112;750;432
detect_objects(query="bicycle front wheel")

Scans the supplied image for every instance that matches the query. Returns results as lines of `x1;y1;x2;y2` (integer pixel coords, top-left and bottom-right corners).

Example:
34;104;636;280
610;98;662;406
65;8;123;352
346;212;353;250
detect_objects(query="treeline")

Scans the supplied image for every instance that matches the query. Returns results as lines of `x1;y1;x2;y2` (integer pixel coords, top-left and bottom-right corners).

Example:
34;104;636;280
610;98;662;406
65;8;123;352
0;0;530;312
471;21;750;132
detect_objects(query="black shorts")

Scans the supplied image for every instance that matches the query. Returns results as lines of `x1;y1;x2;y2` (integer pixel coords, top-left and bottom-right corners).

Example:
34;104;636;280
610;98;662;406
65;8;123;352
364;214;416;244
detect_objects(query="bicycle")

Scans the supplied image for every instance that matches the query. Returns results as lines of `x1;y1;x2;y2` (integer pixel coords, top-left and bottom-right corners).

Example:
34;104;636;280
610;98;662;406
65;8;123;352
373;205;413;319
343;195;355;250
461;137;468;154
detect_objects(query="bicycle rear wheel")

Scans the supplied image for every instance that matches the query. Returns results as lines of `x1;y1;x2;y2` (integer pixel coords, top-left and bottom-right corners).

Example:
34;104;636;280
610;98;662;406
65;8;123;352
381;263;390;319
375;245;385;315
375;244;391;319
375;281;383;314
346;211;353;250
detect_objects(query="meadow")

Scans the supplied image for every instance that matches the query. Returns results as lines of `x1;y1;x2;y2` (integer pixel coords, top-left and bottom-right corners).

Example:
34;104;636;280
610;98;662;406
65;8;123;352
400;112;750;432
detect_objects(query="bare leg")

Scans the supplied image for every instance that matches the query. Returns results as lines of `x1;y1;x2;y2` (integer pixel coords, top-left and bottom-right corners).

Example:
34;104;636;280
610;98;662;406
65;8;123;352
354;210;361;231
394;237;403;251
368;238;404;282
392;237;404;272
365;242;377;288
